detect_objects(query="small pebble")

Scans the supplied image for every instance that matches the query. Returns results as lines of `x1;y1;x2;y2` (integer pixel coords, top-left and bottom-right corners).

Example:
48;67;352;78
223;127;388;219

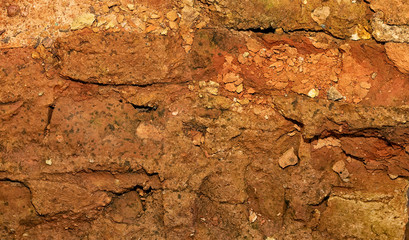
7;5;20;17
117;14;125;23
327;86;344;101
236;84;244;93
238;98;250;105
237;54;246;64
360;82;371;89
169;21;178;30
41;37;53;48
307;88;319;98
102;5;110;13
192;132;204;146
225;83;236;92
160;29;168;35
351;32;360;41
56;135;64;143
166;10;178;21
31;51;40;59
145;25;156;33
332;159;343;170
71;13;95;30
196;21;207;29
45;159;52;165
330;75;338;82
150;13;160;19
314;137;341;149
222;72;240;83
59;24;71;32
278;147;299;169
249;210;257;223
275;28;284;34
332;160;349;182
247;88;256;94
127;4;135;10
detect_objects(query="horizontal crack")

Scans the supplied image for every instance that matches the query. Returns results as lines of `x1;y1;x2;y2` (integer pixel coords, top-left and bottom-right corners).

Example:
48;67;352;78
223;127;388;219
231;26;345;40
61;75;191;88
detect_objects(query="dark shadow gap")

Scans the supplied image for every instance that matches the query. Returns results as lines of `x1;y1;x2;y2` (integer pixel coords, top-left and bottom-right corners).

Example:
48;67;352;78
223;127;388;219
44;103;55;135
129;103;157;112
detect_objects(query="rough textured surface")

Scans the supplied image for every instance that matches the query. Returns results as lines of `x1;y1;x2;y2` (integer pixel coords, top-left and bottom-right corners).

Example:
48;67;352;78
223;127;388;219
2;0;409;239
320;185;407;239
369;0;409;43
272;94;409;140
385;42;409;74
197;0;371;39
370;0;409;25
56;31;188;85
371;12;409;43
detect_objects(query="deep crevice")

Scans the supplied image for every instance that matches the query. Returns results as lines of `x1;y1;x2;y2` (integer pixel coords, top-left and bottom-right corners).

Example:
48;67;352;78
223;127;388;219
236;27;277;34
309;193;331;207
271;105;304;129
43;103;55;136
233;26;344;40
282;115;304;129
60;75;190;88
129;103;157;112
